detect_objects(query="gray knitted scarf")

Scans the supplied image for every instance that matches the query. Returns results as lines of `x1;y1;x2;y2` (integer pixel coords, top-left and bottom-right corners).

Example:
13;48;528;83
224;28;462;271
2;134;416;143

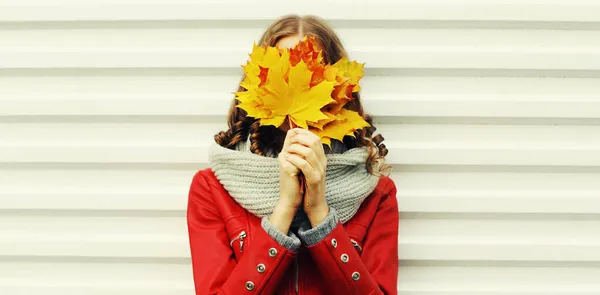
208;138;380;225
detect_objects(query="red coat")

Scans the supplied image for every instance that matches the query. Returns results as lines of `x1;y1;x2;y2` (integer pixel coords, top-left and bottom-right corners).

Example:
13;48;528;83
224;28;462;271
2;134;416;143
187;168;399;294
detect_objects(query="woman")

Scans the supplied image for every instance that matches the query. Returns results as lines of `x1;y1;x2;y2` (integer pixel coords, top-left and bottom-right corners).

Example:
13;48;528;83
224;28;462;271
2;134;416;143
187;15;398;295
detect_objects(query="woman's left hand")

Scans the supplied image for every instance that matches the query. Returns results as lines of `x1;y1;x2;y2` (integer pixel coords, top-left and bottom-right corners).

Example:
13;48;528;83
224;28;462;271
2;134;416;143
285;128;330;226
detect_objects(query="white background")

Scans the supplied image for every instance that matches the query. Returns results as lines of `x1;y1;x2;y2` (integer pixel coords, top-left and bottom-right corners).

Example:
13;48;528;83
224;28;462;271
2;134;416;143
1;0;600;294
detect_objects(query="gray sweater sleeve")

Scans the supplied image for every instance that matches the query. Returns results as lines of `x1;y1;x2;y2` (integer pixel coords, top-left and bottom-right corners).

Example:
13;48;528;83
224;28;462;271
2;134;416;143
261;216;301;251
297;207;340;246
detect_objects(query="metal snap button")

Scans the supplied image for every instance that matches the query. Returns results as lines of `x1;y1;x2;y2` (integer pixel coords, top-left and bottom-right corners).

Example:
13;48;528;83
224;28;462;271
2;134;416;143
341;253;349;263
352;271;360;281
331;238;337;248
246;281;255;290
268;247;277;258
257;263;266;273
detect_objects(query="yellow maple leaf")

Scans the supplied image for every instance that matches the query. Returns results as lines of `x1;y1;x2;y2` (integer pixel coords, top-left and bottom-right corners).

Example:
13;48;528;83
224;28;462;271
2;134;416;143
245;43;282;70
261;46;283;69
236;44;287;121
261;60;335;129
249;43;265;59
235;90;272;119
307;111;337;130
239;44;285;91
312;108;371;147
332;57;364;89
239;64;261;91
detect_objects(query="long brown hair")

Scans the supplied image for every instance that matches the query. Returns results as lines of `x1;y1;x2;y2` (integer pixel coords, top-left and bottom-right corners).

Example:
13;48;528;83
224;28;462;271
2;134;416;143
214;14;390;175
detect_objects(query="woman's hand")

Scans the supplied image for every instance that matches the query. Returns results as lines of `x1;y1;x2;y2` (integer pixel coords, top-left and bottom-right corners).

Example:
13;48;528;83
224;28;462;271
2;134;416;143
269;129;304;234
285;128;330;227
278;129;304;209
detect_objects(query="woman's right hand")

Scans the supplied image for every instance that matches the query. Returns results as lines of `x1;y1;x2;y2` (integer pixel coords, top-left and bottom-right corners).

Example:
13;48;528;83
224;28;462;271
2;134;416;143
278;129;303;209
269;129;303;234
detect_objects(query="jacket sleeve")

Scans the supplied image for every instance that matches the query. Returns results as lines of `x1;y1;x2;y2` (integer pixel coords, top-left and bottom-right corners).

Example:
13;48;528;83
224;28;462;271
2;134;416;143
187;171;298;295
297;178;399;295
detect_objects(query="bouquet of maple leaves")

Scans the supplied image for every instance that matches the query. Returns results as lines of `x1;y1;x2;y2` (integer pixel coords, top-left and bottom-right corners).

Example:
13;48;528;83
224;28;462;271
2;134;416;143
234;36;370;147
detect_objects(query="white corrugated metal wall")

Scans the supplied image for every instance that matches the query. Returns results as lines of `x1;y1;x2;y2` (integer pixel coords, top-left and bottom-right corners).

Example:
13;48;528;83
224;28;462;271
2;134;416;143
1;1;600;294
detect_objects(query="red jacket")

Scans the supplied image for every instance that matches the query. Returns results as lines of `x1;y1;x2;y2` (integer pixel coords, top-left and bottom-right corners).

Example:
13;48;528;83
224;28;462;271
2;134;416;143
187;168;399;295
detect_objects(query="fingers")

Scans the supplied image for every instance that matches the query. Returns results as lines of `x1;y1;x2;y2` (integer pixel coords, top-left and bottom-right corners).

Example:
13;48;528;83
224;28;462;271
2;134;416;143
279;144;299;175
290;128;322;150
289;128;326;171
280;157;300;177
282;128;299;151
285;153;321;185
287;143;322;173
286;128;327;178
279;130;300;177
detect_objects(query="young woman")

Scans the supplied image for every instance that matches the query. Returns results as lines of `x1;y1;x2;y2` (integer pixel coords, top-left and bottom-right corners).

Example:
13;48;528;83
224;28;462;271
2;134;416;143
187;15;398;295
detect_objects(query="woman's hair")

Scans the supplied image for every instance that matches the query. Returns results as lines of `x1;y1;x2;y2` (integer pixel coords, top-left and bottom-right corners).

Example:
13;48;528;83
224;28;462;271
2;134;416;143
214;14;390;175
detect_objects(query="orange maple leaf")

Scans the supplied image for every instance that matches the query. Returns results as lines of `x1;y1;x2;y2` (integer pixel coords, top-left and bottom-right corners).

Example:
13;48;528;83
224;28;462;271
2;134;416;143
289;36;323;66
